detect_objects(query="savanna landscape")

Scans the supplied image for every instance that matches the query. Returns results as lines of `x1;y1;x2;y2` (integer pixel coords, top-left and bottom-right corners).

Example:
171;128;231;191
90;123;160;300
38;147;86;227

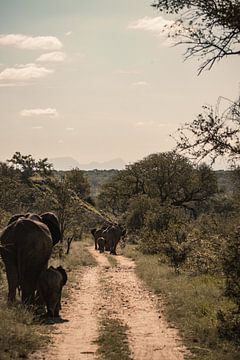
0;0;240;360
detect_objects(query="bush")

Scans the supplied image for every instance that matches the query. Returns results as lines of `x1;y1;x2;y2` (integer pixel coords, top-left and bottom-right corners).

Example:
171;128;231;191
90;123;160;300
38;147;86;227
138;229;165;255
223;227;240;307
162;223;192;272
218;305;240;343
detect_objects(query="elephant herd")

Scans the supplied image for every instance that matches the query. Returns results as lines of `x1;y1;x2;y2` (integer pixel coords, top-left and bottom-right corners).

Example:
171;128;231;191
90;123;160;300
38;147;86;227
0;213;126;320
0;212;67;319
91;222;126;255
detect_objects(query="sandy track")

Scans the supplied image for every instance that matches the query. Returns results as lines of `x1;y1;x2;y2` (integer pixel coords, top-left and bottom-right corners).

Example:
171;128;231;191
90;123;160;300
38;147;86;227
89;249;188;360
30;267;101;360
30;247;188;360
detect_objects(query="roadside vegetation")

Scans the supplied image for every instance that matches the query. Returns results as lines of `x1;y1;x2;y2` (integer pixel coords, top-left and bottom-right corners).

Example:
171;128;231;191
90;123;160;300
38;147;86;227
96;317;132;360
0;236;96;359
123;245;239;360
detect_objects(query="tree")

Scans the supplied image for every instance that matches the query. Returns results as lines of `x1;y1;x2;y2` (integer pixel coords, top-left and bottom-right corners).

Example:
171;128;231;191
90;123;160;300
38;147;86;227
153;0;240;74
98;152;217;218
7;152;53;180
152;2;240;163
66;168;91;200
174;98;240;164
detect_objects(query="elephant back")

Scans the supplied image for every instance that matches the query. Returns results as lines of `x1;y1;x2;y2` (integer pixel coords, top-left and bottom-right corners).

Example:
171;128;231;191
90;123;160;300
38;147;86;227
40;212;61;246
7;214;25;226
56;266;68;286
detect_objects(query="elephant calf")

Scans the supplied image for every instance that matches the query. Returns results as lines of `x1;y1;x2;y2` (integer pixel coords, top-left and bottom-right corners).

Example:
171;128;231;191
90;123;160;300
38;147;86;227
97;237;106;253
38;266;67;318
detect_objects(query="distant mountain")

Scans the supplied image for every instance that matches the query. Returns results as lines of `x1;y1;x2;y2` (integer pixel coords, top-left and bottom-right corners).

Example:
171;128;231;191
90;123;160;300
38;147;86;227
50;157;125;171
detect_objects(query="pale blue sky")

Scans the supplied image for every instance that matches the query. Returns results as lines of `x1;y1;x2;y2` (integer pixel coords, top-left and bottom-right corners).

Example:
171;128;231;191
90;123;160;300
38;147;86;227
0;0;239;168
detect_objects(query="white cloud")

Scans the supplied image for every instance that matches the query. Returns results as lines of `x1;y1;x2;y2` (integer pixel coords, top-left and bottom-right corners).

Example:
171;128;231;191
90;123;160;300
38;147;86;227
128;16;174;35
0;34;63;50
65;31;72;36
20;108;58;117
36;51;66;63
133;81;149;86
0;63;54;81
32;126;43;130
0;82;27;87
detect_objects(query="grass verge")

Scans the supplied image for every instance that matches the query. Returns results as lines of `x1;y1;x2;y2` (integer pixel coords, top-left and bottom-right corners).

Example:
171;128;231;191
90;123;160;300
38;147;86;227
123;244;240;360
96;317;132;360
0;298;48;360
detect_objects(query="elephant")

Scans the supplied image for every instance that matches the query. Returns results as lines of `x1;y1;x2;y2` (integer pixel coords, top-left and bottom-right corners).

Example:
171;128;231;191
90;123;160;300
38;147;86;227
91;222;112;250
97;237;106;253
0;212;61;304
102;224;126;255
38;265;67;318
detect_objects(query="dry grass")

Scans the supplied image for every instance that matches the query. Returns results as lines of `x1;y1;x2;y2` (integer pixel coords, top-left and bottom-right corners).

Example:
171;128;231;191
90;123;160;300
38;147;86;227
96;317;132;360
123;244;240;360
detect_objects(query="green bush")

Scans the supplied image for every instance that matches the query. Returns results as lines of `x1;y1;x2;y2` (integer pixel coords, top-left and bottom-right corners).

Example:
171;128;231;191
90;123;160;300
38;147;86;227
162;223;192;272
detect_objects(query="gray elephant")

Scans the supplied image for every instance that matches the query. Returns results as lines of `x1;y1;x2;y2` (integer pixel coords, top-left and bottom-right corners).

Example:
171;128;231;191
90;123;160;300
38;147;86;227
102;224;126;255
38;265;67;318
0;212;61;304
91;222;112;250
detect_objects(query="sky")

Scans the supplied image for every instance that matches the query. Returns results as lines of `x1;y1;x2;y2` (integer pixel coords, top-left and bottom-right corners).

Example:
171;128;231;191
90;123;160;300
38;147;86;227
0;0;239;168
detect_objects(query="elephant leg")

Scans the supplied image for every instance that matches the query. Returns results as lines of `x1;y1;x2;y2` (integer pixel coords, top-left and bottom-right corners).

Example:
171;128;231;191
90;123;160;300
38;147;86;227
109;238;115;255
21;279;36;304
54;295;61;318
47;296;59;318
5;263;18;303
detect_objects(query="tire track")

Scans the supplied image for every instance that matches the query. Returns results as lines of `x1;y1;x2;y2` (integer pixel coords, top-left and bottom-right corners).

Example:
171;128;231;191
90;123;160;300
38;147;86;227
89;248;188;360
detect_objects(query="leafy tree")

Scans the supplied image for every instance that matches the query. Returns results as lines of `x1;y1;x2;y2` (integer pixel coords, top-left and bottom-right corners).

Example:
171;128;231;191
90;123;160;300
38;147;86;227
7;152;53;180
153;0;240;74
98;152;217;218
152;2;240;164
66;168;91;200
174;99;240;164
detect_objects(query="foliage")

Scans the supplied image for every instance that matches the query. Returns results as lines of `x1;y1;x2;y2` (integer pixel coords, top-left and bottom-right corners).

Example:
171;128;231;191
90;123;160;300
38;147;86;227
8;151;53;180
218;304;240;344
99;152;217;218
174;100;240;164
0;301;47;360
84;169;118;198
223;227;240;307
186;214;226;275
65;168;91;200
152;0;240;74
162;223;192;272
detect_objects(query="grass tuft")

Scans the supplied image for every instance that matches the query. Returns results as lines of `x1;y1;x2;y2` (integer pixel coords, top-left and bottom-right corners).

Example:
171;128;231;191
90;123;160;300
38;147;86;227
0;300;48;360
96;317;132;360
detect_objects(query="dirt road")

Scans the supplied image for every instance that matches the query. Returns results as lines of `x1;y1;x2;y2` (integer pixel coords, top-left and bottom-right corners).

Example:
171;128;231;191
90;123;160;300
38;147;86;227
30;248;188;360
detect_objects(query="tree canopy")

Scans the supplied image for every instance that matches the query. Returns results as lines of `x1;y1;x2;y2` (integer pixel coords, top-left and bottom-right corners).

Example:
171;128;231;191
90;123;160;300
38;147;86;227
98;151;217;217
153;0;240;74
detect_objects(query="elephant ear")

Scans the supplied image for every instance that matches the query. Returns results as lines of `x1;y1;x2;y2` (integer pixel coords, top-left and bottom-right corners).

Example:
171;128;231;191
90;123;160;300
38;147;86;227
7;214;25;225
91;228;96;236
40;212;62;246
57;266;68;286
